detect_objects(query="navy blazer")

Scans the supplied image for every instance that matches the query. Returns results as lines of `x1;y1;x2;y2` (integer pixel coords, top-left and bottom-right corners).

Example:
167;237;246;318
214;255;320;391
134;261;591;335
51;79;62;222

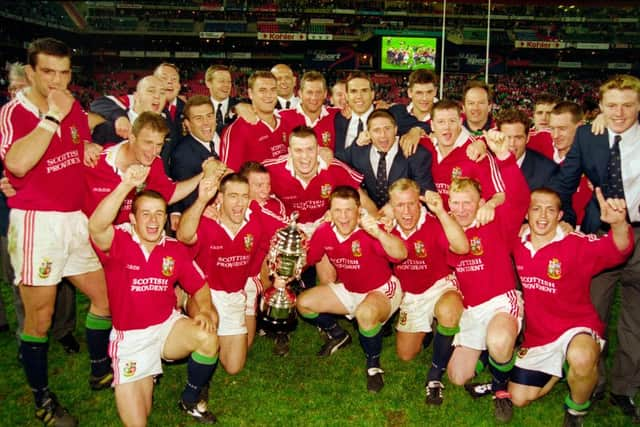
334;113;351;161
216;96;241;135
168;134;218;214
341;143;436;208
388;104;431;136
520;149;558;192
548;124;611;233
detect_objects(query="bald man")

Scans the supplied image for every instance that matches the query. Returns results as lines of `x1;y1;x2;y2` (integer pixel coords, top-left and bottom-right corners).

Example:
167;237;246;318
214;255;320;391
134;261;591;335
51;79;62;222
271;64;300;110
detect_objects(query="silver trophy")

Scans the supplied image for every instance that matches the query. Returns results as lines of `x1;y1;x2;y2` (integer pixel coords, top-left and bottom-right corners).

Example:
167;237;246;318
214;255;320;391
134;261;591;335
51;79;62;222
260;212;307;331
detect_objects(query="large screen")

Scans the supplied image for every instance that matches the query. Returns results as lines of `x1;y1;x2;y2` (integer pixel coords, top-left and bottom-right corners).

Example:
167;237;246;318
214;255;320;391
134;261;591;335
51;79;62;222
380;36;437;71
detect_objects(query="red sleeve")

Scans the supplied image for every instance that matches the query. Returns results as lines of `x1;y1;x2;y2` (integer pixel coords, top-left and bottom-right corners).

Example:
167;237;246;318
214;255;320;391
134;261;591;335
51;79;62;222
581;228;634;276
176;244;207;296
219;120;245;172
306;225;328;266
147;159;177;202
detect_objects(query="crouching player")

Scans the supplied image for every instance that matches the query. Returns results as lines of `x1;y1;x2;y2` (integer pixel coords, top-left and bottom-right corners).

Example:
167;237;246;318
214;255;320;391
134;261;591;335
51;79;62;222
297;186;407;393
509;187;632;427
446;130;530;422
89;164;219;426
388;179;468;405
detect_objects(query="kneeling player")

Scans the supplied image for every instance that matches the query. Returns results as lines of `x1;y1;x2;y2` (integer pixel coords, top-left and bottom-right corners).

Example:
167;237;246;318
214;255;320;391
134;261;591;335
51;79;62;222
297;186;407;393
446;130;531;422
509;188;632;426
89;165;219;426
178;173;281;373
388;179;468;405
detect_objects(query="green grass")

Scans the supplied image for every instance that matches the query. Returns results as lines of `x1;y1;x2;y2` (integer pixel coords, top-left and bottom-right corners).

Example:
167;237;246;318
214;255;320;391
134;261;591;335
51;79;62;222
0;284;633;427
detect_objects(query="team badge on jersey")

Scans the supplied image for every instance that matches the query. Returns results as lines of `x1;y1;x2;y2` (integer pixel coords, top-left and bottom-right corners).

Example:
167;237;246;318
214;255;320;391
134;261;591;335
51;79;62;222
320;183;332;199
470;236;484;256
162;256;175;277
414;241;427;258
321;131;331;147
70;126;80;144
244;234;254;252
451;166;463;180
123;361;137;377
547;258;562;279
352;240;362;257
399;310;408;326
38;258;52;279
517;347;528;358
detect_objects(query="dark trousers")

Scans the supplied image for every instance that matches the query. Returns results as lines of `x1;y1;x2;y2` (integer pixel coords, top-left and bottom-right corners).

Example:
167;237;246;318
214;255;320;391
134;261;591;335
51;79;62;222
592;226;640;396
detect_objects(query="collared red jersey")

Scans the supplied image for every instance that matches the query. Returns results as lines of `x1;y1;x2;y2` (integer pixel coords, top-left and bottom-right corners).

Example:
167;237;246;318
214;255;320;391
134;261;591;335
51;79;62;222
190;207;279;292
514;229;633;347
420;135;504;210
220;116;288;172
307;222;400;293
392;210;453;294
95;224;206;330
0;93;88;211
84;141;177;223
263;156;363;224
279;106;340;151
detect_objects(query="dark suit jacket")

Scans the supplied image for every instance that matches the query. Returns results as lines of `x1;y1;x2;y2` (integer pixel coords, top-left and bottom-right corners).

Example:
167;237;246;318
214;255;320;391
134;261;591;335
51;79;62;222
334;113;350;161
168;134;218;214
388;104;431;136
216;96;241;135
520;149;558;192
548;124;611;233
341;143;436;208
160;97;186;173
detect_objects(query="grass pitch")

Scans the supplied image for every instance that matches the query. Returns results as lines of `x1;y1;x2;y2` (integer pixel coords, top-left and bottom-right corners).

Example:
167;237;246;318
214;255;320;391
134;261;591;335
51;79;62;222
0;285;632;426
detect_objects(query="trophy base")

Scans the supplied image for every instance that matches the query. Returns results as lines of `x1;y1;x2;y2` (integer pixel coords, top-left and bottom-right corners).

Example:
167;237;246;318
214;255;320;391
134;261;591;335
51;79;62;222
257;304;298;335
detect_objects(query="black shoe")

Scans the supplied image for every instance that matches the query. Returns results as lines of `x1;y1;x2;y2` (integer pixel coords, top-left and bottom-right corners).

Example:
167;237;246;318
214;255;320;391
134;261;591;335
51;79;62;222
563;410;585;427
425;380;444;405
35;393;78;427
57;333;80;354
317;332;352;357
591;386;605;402
179;399;217;424
465;382;493;399
273;333;290;357
89;371;113;391
493;390;513;423
610;393;640;423
366;367;385;393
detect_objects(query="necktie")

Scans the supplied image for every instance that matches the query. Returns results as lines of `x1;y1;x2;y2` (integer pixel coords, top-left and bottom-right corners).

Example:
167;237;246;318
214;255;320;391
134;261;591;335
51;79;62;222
285;100;290;109
351;118;364;146
209;141;219;159
605;134;625;199
169;104;176;121
215;103;224;134
375;150;388;206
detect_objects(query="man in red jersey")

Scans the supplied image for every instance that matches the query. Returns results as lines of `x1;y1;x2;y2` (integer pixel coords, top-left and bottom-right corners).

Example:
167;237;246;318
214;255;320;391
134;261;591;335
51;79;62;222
263;125;377;236
0;38;110;427
509;188;632;427
297;186;407;393
84;111;225;225
238;161;286;219
279;71;340;152
445;130;530;423
388;178;468;405
220;71;288;171
89;165;219;426
420;100;505;215
178;173;281;371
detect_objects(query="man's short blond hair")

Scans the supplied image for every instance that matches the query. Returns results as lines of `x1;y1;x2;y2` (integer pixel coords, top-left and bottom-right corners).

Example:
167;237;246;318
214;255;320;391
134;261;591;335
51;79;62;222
389;178;421;198
599;74;640;100
449;177;481;196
